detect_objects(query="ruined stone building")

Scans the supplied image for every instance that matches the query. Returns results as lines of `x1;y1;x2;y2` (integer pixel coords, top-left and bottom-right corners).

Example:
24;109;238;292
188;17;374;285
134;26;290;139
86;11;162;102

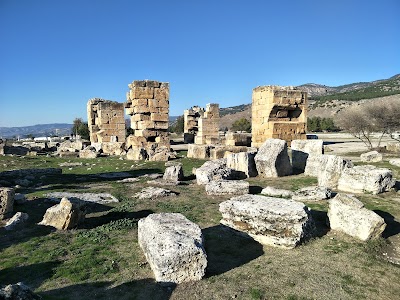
125;80;170;160
87;98;126;143
194;103;220;145
183;106;204;143
251;86;307;147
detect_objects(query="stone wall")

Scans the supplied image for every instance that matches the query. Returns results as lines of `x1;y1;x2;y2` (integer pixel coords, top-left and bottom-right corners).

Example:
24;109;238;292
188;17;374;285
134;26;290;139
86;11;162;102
251;86;307;147
194;103;220;145
87;98;126;143
125;80;170;160
183;106;204;143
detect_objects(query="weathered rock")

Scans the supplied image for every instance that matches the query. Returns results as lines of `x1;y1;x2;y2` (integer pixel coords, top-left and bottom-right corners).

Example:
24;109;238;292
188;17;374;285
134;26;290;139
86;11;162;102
196;159;243;185
386;141;400;153
117;177;140;183
292;186;332;202
209;146;250;160
58;140;83;152
101;142;126;156
254;139;292;177
187;144;211;159
327;193;386;240
39;197;86;230
305;154;353;189
389;158;400;167
360;151;383;162
148;146;174;161
5;212;29;230
0;187;14;219
14;193;27;205
260;186;293;198
291;139;324;172
337;165;395;194
45;192;119;204
163;165;184;182
205;180;249;195
126;147;147;160
79;146;99;159
219;194;314;249
226;151;258;178
0;282;41;300
134;187;177;200
138;213;207;285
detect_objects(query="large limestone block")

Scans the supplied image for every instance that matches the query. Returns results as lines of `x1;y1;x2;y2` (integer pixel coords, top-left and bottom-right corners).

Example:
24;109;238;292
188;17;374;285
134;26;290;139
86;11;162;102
219;194;314;249
261;186;293;198
196;159;242;185
187;144;211;159
138;213;207;285
226;151;258;178
292;186;332;202
389;158;400;167
79;146;98;159
0;187;14;219
360;151;383;162
254;139;292;177
126;147;147;160
101;142;125;156
39;197;86;230
337;165;395;194
205;180;249;195
327;193;386;240
305;154;353;189
58;140;83;152
291;140;324;172
163;165;184;182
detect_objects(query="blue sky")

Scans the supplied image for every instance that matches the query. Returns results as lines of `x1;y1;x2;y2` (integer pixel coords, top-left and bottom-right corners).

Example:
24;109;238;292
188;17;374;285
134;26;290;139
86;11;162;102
0;0;399;127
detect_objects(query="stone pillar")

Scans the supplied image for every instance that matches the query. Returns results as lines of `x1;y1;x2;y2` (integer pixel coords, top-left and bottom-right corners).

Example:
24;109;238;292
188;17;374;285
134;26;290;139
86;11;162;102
195;103;220;145
251;86;307;147
125;80;171;161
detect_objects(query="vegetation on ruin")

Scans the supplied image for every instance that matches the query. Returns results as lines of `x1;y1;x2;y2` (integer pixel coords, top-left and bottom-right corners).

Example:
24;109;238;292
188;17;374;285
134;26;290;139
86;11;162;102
71;118;90;140
1;152;400;299
231;118;251;133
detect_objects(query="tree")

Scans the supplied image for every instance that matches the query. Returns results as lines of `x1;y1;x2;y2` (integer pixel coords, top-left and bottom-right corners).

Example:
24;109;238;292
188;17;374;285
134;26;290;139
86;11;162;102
169;115;184;133
231;118;251;132
71;118;90;140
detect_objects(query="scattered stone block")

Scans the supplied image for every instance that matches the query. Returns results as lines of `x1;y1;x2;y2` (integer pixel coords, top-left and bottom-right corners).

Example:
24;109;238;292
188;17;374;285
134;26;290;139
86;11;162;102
337;165;395;194
79;146;99;159
292;186;332;202
254;139;292;177
0;282;41;300
187;144;211;159
386;141;400;153
126;147;147;160
163;165;184;182
14;193;27;205
0;187;14;219
360;151;383;162
39;197;86;230
219;194;314;249
58;140;83;152
389;158;400;167
291;139;324;172
196;159;243;185
327;193;386;240
138;213;207;285
5;212;29;230
205;180;249;195
45;192;119;204
134;187;177;200
209;146;250;160
226;151;258;177
260;186;293;198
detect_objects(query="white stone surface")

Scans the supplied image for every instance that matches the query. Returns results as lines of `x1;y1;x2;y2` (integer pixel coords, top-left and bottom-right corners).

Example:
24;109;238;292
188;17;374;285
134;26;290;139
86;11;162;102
254;139;292;177
226;151;258;178
196;159;240;185
138;213;207;285
5;212;29;230
360;151;383;162
163;165;184;182
337;165;395;194
292;186;332;202
205;180;249;195
291;139;324;172
219;194;314;249
327;193;386;241
260;186;293;198
46;192;119;204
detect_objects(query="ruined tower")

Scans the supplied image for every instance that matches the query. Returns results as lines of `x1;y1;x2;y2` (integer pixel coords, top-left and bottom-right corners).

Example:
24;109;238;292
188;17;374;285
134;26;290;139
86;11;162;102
251;86;307;147
194;103;220;145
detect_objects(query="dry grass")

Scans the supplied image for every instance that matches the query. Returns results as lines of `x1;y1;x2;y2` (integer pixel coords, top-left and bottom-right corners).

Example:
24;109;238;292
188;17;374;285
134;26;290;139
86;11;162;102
1;153;400;299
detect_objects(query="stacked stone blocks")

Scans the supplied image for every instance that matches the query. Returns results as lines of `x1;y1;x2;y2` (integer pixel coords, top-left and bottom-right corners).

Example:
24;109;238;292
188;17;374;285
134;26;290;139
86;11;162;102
252;86;307;147
194;103;220;145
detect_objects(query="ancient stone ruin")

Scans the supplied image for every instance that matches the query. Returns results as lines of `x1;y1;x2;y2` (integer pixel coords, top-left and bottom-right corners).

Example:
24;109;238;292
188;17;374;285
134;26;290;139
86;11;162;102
183;106;204;143
125;80;171;161
251;86;307;147
87;98;126;143
194;103;220;145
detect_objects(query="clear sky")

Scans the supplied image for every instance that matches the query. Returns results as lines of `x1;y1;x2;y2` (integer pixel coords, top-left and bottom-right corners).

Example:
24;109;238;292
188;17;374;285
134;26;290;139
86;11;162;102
0;0;399;127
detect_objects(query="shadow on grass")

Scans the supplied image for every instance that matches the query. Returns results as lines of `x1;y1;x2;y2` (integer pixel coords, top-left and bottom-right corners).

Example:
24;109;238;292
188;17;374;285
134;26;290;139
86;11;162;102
80;209;154;229
203;225;264;277
0;261;61;289
249;185;263;194
374;210;400;238
41;279;175;300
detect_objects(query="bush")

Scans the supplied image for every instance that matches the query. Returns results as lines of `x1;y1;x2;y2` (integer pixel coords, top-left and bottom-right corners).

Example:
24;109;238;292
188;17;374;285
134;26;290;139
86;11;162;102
231;118;251;132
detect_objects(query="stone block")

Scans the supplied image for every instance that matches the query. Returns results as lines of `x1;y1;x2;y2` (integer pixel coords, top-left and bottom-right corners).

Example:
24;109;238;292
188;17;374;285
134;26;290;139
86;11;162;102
291;139;324;172
205;180;249;195
163;165;184;182
130;87;154;99
138;213;207;285
0;187;14;219
219;194;314;249
360;151;383;162
328;193;386;241
187;144;211;159
254;138;292;177
337;165;395;194
226;151;258;177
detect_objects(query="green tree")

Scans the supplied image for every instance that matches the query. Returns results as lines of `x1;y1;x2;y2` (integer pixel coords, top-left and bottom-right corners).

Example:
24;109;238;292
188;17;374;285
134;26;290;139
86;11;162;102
71;118;90;140
169;115;184;133
231;118;251;132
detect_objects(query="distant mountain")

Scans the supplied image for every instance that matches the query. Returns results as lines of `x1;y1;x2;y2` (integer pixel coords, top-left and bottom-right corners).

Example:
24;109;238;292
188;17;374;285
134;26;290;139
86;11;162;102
0;123;72;139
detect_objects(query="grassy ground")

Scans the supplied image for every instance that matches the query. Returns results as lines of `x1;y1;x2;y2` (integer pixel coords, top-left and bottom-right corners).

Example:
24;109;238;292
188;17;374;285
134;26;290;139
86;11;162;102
1;152;400;300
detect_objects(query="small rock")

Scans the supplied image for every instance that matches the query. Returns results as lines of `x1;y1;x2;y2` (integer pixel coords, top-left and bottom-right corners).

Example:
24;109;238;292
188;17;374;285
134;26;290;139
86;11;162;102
0;282;41;300
360;151;383;162
163;165;184;182
261;186;293;198
389;158;400;167
0;187;14;219
134;187;177;200
205;180;249;195
292;186;332;201
5;212;29;230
